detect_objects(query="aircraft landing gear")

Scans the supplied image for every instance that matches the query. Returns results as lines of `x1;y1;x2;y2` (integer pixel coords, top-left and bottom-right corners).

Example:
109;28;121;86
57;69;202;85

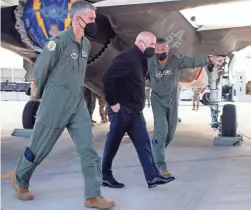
12;81;39;138
22;100;40;129
207;63;243;146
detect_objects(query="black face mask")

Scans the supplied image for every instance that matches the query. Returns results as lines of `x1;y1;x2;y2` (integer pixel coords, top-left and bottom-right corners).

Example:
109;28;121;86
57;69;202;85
142;42;155;58
144;47;155;58
80;17;97;36
142;41;155;58
156;52;167;61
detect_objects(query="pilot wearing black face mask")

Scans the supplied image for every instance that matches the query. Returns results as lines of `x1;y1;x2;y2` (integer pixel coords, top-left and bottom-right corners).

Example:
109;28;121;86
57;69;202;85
156;51;168;61
79;16;97;36
147;37;214;179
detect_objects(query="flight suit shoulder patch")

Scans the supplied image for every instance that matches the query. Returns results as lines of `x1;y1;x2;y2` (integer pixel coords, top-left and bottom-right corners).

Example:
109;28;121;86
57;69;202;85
46;40;57;51
45;34;64;51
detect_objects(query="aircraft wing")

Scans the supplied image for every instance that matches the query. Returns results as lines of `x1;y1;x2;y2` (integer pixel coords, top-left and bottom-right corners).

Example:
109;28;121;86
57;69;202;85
94;0;251;56
1;0;251;96
85;0;251;94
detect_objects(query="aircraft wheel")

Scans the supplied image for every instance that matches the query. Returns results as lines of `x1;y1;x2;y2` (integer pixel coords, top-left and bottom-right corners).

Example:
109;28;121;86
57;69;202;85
201;92;210;105
22;100;40;129
221;104;237;137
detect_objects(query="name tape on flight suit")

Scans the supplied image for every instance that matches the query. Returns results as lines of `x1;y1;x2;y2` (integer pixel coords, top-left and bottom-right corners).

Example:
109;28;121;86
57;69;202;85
71;50;88;60
155;68;173;78
81;51;88;58
175;54;184;58
163;69;172;75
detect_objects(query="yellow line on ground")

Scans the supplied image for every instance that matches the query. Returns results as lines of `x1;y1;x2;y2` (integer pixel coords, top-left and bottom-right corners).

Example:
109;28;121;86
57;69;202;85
1;152;78;180
1;170;15;180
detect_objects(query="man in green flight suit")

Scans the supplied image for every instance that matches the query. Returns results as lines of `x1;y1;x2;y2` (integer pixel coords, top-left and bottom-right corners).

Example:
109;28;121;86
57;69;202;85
147;38;225;178
11;2;115;209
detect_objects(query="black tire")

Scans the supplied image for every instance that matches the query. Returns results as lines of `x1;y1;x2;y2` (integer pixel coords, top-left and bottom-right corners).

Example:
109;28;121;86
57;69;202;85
201;92;210;105
22;100;40;129
221;104;237;137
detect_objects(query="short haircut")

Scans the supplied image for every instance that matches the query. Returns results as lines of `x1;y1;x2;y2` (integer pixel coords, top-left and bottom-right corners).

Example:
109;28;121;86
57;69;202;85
70;1;96;19
156;38;167;44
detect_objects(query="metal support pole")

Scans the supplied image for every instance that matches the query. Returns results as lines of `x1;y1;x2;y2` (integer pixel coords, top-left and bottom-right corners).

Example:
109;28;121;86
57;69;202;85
209;64;219;129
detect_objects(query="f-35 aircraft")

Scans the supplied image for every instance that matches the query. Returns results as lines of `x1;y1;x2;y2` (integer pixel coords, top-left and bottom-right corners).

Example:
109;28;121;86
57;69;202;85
1;0;251;144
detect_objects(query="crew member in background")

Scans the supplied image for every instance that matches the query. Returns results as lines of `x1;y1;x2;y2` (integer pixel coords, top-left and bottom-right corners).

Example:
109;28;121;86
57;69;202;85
147;38;225;178
98;96;108;123
192;88;202;111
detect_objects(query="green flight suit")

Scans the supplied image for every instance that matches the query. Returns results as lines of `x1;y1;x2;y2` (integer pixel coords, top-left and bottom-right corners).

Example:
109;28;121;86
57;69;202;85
147;55;207;170
15;27;102;199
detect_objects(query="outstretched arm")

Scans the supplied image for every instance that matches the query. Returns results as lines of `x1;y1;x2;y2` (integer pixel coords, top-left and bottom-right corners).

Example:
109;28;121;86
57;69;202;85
178;55;208;70
179;55;226;70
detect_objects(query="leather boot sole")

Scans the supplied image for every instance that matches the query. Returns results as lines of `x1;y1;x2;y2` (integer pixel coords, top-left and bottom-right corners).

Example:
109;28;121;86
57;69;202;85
102;181;125;188
84;201;115;209
11;177;34;201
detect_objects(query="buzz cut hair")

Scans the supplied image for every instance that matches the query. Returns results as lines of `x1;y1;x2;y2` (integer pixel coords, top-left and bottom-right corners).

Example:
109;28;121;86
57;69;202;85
156;38;167;44
70;1;96;19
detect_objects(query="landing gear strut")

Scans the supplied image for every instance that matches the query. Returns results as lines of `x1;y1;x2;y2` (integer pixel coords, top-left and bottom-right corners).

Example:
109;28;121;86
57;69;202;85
207;64;243;146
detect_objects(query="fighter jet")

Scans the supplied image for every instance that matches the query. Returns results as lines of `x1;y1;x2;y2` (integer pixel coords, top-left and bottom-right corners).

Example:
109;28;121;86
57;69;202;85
1;0;251;134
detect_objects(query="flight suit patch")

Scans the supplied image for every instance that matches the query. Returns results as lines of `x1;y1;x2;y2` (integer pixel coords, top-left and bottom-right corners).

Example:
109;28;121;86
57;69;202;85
46;40;56;51
71;50;78;60
176;54;184;58
163;69;172;75
81;51;88;58
156;71;163;79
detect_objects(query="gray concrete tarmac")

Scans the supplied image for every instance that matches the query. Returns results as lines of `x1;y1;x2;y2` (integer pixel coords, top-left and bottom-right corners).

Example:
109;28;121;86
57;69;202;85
1;101;251;210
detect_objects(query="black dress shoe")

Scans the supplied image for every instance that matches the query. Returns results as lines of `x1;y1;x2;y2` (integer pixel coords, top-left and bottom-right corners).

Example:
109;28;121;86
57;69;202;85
102;177;125;188
148;175;175;188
